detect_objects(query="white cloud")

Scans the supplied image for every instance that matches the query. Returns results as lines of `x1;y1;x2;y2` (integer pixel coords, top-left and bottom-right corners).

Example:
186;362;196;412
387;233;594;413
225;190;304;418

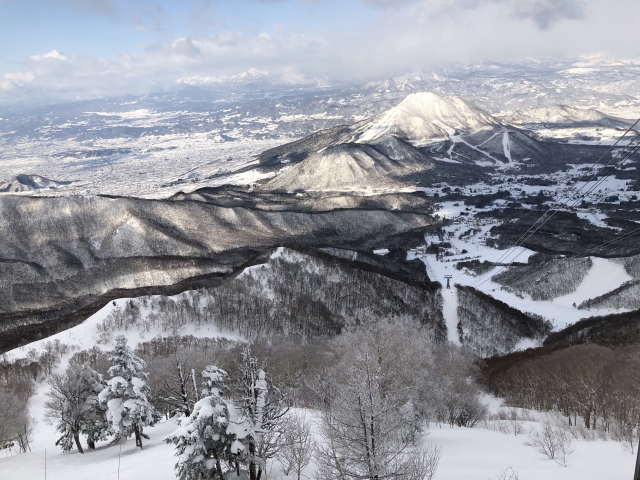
173;38;201;57
29;50;70;62
0;71;35;91
394;0;586;29
0;0;638;105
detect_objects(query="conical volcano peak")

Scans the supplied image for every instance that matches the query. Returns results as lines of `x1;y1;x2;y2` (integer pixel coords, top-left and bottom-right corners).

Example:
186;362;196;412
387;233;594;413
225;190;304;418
356;92;501;145
399;92;496;125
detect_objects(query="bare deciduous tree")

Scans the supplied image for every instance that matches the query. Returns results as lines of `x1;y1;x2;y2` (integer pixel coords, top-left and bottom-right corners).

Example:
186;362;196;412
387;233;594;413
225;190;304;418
496;466;519;480
526;422;574;467
44;363;108;453
315;335;438;480
278;412;316;480
235;346;289;480
0;388;32;452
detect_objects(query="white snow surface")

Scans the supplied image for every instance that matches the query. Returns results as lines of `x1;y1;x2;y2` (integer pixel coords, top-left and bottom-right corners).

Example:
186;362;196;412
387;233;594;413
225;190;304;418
0;233;636;478
0;289;246;478
430;424;633;480
553;257;632;307
502;131;513;163
504;105;622;125
1;408;635;480
3;294;241;363
355;92;499;145
441;287;461;345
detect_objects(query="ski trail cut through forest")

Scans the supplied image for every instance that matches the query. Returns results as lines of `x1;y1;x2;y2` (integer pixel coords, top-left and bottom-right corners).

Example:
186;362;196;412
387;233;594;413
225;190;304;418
502;131;513;164
553;257;632;307
416;251;460;345
442;286;461;345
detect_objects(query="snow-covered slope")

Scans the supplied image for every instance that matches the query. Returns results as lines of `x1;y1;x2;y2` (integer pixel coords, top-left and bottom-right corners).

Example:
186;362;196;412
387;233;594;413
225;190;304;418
475;129;549;164
355;92;500;145
0;398;634;480
0;194;436;353
259;91;558;191
263;139;436;192
504;105;631;127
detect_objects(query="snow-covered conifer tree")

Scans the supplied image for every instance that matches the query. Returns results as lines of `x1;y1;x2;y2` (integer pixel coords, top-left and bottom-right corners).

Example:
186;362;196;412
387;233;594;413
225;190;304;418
81;382;111;450
44;363;108;453
235;347;288;480
98;335;155;449
166;365;250;480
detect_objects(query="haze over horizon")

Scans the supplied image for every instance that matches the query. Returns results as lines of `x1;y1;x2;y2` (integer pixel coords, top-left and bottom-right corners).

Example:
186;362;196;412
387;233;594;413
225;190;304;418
2;0;640;106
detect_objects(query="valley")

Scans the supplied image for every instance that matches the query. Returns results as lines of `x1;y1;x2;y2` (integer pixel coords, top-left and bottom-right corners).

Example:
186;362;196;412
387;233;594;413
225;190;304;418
1;65;640;480
1;87;639;356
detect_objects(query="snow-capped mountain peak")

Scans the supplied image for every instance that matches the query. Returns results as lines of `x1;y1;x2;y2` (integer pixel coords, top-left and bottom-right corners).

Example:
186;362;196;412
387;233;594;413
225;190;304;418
356;92;500;145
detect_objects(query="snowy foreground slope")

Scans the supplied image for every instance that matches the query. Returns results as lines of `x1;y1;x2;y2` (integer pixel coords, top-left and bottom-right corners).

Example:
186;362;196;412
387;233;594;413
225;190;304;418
0;401;635;480
0;266;637;480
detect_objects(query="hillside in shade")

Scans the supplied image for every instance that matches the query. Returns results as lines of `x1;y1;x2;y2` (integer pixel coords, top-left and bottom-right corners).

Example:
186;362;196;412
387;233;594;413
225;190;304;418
0;192;436;353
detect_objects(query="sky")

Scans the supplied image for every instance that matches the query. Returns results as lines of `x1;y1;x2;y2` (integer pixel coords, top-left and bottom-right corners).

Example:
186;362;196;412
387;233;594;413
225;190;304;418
1;0;640;105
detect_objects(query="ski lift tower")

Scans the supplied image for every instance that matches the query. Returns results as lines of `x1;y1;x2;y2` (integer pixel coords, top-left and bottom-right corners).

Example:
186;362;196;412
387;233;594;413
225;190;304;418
444;275;452;289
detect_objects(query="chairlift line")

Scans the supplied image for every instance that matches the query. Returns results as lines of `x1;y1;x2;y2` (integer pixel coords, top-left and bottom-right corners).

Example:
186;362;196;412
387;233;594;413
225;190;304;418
512;226;640;291
482;132;640;273
479;140;640;287
475;140;640;287
472;119;640;280
473;127;640;275
566;141;640;210
470;120;640;290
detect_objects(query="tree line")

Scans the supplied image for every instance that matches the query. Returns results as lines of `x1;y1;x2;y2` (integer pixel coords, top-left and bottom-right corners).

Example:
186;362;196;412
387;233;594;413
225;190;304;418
0;339;73;453
95;248;446;344
484;344;640;448
457;286;552;357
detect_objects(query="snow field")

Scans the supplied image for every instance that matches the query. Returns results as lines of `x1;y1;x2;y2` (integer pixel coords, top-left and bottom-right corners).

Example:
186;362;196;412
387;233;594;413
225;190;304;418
1;196;637;480
0;420;179;480
441;287;461;345
0;134;286;199
0;245;636;479
430;424;634;480
553;257;632;307
1;407;636;480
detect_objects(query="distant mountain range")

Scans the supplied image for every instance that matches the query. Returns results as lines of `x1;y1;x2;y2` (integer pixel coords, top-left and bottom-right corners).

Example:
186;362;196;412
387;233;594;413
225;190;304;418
502;105;631;128
176;68;333;93
357;58;640;117
256;92;585;192
177;68;271;87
